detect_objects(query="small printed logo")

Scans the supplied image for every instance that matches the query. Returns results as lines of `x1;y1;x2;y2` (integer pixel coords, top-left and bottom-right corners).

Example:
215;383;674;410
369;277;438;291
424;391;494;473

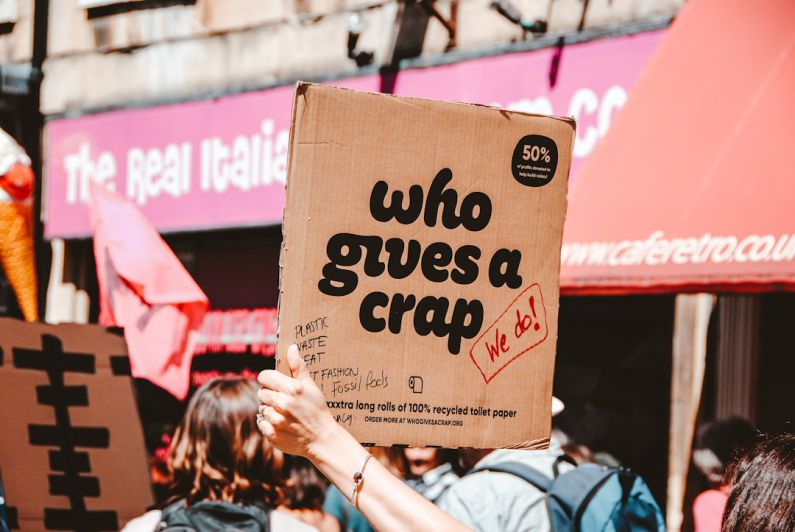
408;376;424;394
511;135;559;187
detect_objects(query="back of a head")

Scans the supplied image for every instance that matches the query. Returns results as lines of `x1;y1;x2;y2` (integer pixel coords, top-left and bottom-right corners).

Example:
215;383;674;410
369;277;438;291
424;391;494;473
281;455;329;511
722;434;795;532
166;377;280;506
695;417;758;485
698;417;758;464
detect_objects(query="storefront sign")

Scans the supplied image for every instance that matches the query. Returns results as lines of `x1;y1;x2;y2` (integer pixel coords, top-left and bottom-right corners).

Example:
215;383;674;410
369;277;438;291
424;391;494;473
189;308;277;389
45;31;663;238
193;307;278;356
559;0;795;292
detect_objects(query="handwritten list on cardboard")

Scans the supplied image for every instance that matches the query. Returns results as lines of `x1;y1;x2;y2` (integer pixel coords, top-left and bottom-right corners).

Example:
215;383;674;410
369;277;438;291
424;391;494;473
278;83;574;449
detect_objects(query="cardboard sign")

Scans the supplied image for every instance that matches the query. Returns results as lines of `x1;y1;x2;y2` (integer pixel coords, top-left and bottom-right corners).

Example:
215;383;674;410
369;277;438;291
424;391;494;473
0;318;153;531
278;84;574;449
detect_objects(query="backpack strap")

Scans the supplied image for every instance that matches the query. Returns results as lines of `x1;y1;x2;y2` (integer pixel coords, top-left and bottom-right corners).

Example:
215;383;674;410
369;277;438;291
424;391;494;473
618;468;637;507
469;461;553;493
552;454;578;478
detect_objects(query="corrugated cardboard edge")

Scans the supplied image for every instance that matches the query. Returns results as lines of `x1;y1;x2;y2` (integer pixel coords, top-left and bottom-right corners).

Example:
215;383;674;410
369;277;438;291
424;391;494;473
504;435;551;451
275;82;306;369
358;436;551;451
292;81;577;128
513;117;576;452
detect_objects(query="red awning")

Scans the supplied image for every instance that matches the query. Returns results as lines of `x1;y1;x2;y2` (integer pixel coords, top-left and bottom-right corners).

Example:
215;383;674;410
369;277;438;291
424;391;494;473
560;0;795;294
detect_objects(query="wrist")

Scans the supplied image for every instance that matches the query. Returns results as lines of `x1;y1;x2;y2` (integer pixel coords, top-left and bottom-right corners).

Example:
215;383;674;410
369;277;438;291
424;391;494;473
307;414;349;463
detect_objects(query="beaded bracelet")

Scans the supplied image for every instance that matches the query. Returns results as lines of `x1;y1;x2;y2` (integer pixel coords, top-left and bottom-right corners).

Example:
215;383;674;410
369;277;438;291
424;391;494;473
351;454;373;508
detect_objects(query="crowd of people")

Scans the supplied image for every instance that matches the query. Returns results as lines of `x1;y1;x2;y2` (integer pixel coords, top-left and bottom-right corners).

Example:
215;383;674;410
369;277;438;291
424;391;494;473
121;345;794;532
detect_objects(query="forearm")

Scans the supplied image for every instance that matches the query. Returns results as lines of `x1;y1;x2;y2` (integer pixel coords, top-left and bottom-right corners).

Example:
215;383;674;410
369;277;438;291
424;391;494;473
308;424;468;532
257;347;467;531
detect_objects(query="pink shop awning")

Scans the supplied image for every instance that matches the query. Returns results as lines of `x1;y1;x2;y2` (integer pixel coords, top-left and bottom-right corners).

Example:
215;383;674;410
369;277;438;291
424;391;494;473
560;0;795;294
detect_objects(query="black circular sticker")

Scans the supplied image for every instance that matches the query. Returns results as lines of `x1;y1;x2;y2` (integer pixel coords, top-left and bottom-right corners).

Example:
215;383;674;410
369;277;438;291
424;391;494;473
511;135;559;187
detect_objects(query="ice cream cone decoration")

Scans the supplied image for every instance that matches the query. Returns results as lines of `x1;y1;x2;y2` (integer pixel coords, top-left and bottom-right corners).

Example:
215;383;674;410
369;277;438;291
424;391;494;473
0;129;37;322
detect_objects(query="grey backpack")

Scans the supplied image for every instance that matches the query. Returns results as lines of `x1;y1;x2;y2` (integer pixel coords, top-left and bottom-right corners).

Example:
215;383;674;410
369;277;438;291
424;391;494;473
471;457;665;531
158;499;271;532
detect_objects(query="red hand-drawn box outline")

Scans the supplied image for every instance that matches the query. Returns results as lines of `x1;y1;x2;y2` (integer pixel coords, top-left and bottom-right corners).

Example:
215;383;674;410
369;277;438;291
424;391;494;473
468;283;549;384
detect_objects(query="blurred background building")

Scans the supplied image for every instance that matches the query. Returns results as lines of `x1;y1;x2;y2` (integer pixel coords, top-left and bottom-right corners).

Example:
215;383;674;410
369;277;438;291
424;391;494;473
0;0;681;320
0;0;680;397
3;1;793;529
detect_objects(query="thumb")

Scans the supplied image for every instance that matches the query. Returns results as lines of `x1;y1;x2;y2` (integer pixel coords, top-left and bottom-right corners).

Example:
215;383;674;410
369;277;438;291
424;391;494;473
287;344;311;382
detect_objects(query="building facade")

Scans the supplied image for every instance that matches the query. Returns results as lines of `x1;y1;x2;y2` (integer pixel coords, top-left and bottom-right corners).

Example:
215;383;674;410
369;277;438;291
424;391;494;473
3;0;697;510
23;0;682;320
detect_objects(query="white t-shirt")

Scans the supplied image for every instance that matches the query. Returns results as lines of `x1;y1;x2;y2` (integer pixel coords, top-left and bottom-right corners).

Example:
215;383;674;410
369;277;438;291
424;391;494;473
438;440;573;532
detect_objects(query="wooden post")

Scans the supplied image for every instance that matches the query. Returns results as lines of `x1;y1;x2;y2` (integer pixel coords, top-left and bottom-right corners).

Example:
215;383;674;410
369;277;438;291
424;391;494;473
667;293;716;532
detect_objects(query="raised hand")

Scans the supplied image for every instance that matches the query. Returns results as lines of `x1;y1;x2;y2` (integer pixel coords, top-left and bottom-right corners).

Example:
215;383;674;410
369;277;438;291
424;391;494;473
257;344;339;457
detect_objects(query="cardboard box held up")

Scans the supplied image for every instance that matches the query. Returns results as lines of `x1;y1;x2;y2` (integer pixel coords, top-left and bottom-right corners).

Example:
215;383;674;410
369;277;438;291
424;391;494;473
278;83;574;449
0;319;152;531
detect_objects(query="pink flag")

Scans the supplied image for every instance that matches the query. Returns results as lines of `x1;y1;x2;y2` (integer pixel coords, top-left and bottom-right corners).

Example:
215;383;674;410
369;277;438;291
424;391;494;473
89;183;208;399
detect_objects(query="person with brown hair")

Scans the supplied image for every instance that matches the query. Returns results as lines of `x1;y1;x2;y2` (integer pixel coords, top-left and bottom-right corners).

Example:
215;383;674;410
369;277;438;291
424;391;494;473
691;417;758;532
722;433;795;532
279;456;340;532
123;377;316;532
